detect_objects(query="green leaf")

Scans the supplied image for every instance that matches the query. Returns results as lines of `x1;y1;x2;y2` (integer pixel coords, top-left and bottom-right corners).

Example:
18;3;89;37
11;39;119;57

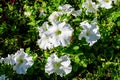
73;46;79;51
25;47;31;53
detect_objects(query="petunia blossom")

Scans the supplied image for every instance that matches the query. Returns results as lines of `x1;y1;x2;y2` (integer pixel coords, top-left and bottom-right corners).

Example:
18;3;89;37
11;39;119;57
37;21;73;50
58;4;82;17
13;48;34;74
38;22;50;37
37;34;56;50
79;21;101;46
97;0;112;9
0;74;8;80
48;11;63;24
82;0;98;14
49;22;74;47
45;53;72;77
3;54;15;65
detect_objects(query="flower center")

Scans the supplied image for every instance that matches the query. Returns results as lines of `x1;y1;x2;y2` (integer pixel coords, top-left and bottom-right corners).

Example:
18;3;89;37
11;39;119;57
17;58;24;64
105;0;109;2
86;31;90;36
55;29;62;35
88;3;92;8
54;62;61;68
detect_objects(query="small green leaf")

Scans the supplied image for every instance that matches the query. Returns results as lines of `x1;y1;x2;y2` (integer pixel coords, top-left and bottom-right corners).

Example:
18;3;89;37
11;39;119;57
73;46;79;50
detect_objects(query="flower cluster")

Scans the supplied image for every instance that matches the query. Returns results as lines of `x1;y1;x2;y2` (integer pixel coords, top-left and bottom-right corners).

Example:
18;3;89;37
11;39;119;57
82;0;119;14
37;21;73;50
2;48;34;74
37;4;77;50
0;0;119;78
37;3;102;50
45;53;72;77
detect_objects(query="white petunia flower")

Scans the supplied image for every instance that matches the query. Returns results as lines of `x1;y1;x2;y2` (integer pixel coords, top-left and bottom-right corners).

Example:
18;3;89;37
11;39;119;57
24;11;31;17
0;57;4;63
38;22;51;37
0;74;9;80
79;21;101;46
49;22;74;47
58;4;73;14
3;54;15;65
48;11;63;24
37;21;73;50
71;10;82;17
13;48;34;74
45;53;72;77
98;0;112;9
82;0;98;14
58;4;82;17
37;22;56;50
37;34;56;50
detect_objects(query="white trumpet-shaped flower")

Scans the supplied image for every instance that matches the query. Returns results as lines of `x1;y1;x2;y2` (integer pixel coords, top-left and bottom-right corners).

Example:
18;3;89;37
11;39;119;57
48;11;63;24
37;34;56;50
58;4;73;14
0;75;8;80
98;0;112;9
13;48;34;74
82;0;98;14
45;53;72;77
58;4;82;17
49;22;74;47
38;22;50;37
79;21;101;46
71;10;82;17
37;21;73;50
24;11;31;17
37;22;56;50
3;54;15;65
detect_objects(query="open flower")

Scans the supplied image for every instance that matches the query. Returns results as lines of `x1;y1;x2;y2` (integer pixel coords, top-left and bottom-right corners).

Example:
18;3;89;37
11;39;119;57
13;48;34;74
24;11;31;17
79;21;101;46
58;4;73;14
38;22;50;37
82;0;98;14
37;21;73;50
45;53;72;77
58;4;82;17
48;11;63;24
37;34;56;50
37;22;56;50
98;0;112;9
49;22;74;47
71;10;82;17
3;54;15;65
0;75;8;80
